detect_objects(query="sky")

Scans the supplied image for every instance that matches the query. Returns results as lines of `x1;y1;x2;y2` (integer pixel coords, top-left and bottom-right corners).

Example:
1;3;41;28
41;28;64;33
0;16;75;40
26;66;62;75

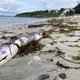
0;0;79;15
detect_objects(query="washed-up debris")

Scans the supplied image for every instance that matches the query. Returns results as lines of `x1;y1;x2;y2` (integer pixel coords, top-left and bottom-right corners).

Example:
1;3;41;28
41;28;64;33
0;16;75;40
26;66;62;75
56;61;71;69
0;31;13;34
17;40;44;57
57;50;65;57
56;60;80;69
55;47;80;68
0;36;9;39
66;21;77;24
28;23;45;28
38;74;50;80
0;32;43;65
42;31;52;38
59;73;67;79
47;19;64;26
72;55;80;60
46;58;54;62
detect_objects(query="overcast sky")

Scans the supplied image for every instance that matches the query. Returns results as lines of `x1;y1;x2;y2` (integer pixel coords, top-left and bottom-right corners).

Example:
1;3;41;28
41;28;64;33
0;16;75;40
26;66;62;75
0;0;78;15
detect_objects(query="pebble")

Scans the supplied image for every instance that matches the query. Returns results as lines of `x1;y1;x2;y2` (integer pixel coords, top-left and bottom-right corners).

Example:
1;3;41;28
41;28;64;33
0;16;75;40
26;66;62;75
39;74;50;80
59;73;67;79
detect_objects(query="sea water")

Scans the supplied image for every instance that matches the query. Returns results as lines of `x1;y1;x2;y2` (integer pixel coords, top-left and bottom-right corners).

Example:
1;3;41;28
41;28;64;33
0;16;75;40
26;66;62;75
0;16;47;27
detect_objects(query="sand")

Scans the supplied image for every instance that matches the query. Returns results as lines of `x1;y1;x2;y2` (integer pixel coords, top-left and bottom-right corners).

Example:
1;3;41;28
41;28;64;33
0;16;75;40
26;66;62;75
0;15;80;80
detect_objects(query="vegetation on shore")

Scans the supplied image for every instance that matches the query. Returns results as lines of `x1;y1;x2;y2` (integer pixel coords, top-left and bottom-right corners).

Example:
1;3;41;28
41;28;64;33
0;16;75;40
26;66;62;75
74;3;80;14
15;3;80;18
16;10;60;18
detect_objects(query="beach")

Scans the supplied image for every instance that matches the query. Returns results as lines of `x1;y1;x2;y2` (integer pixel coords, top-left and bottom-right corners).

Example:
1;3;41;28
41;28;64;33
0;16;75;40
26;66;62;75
0;15;80;80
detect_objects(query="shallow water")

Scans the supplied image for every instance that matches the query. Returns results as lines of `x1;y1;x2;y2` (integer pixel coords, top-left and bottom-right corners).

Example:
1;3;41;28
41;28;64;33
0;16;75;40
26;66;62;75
0;16;47;27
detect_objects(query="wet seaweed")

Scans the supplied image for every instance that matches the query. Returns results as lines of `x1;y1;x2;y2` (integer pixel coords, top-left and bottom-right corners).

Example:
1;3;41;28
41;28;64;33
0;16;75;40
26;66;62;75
56;61;80;69
68;45;80;47
42;30;52;38
28;24;45;28
72;55;80;60
56;61;71;69
0;36;10;39
66;21;78;24
50;42;54;45
57;50;65;57
47;19;64;26
16;40;44;57
47;18;77;32
42;50;56;54
68;45;74;47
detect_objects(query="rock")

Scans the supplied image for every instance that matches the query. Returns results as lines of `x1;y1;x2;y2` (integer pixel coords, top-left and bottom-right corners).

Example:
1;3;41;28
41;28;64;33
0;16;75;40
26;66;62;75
59;73;67;79
39;74;50;80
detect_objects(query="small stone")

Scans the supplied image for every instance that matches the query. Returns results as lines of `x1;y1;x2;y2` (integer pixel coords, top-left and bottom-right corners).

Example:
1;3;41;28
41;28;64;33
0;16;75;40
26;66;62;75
39;74;50;80
59;73;66;79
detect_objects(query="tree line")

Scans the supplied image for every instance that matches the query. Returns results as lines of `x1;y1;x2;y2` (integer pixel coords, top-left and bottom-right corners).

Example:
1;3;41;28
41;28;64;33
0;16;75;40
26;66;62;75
16;3;80;17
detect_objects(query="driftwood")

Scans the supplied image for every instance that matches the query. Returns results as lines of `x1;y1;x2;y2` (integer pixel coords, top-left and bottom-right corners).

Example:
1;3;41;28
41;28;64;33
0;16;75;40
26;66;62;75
0;32;43;65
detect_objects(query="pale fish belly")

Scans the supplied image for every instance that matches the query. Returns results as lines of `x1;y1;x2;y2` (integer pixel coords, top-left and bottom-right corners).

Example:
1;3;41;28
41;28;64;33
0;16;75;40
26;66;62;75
0;44;18;65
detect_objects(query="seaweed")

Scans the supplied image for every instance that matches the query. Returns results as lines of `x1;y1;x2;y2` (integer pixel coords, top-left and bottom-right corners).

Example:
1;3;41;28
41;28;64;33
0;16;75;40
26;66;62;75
48;19;64;26
28;24;45;28
56;61;71;69
56;61;80;69
66;21;78;24
72;55;80;60
57;50;65;57
16;40;44;57
42;31;52;38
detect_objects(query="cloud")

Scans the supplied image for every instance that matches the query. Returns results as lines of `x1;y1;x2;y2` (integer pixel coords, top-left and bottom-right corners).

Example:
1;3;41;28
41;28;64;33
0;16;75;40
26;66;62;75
33;0;78;9
5;0;17;2
0;0;78;15
0;7;8;12
0;0;24;12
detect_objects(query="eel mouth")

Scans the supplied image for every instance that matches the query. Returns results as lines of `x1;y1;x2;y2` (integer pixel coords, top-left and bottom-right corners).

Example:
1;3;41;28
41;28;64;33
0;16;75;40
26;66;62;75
0;55;8;62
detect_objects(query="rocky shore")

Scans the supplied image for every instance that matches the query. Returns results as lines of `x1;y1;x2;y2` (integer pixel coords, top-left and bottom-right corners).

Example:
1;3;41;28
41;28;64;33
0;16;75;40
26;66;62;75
0;15;80;80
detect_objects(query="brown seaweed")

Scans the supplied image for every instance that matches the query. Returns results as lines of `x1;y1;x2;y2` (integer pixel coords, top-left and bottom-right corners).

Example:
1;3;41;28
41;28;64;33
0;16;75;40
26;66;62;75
16;40;44;57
